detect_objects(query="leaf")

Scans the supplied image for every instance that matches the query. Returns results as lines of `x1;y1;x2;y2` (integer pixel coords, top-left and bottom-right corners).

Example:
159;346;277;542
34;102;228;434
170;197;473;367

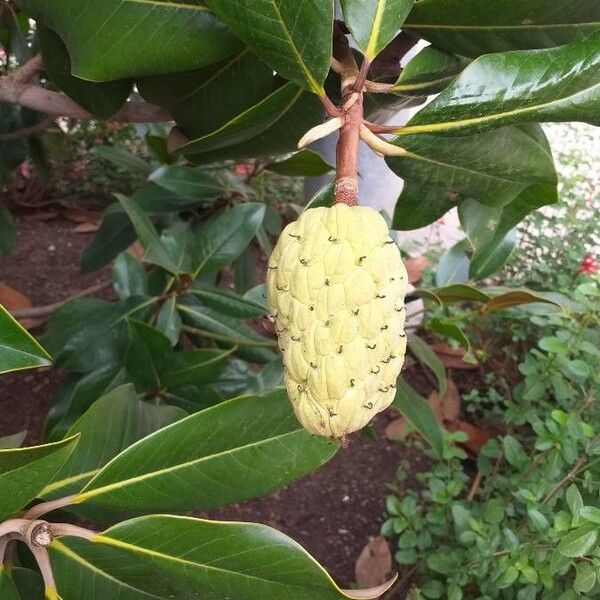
404;0;599;57
0;570;20;600
90;147;150;178
202;0;334;94
354;536;393;588
566;484;584;520
266;149;333;177
436;241;470;287
117;194;180;274
148;165;226;200
38;26;132;118
0;204;17;255
190;287;267;319
179;83;305;156
112;253;148;300
484;288;563;313
428;378;460;423
430;342;478;370
42;384;185;501
574;563;597;594
160;348;231;389
447;420;493;454
407;335;447;395
392;379;444;458
0;431;27;449
558;525;598;557
428;318;475;364
341;0;414;60
155;297;182;347
16;0;241;81
193;203;266;274
0;303;51;373
580;506;600;525
431;284;490;304
125;321;172;390
398;34;600;137
502;435;528;470
392;46;468;95
306;179;335;209
73;389;338;512
0;435;78;521
50;515;392;600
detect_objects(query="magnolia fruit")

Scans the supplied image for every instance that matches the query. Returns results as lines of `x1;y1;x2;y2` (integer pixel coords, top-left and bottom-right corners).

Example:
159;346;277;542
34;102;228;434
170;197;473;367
266;204;407;439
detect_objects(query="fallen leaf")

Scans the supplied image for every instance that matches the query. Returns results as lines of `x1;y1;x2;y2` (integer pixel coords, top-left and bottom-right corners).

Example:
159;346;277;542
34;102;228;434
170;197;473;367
355;536;393;588
430;342;478;370
404;256;431;284
63;208;102;224
447;420;494;454
73;221;100;233
428;378;461;423
0;283;32;310
22;210;58;222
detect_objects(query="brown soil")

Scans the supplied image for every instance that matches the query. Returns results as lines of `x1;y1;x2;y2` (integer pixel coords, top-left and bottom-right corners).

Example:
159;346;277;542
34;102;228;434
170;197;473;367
0;217;433;594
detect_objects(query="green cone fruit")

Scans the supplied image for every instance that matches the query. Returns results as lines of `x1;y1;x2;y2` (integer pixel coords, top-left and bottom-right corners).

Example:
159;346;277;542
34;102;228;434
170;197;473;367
266;204;408;439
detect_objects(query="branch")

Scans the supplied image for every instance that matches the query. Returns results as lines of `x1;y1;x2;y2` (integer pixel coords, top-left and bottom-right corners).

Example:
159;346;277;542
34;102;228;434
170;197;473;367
0;77;171;122
10;54;44;84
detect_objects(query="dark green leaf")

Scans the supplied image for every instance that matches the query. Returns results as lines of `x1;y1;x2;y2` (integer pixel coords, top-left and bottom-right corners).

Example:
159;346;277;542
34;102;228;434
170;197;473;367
399;34;600;136
393;379;444;458
38;26;132;118
429;319;476;364
558;524;598;557
156;297;182;347
404;0;599;56
16;0;242;80
502;435;528;470
74;389;338;512
266;149;333;177
407;335;447;395
125;321;172;390
0;303;51;373
484;288;563;313
160;348;231;389
190;287;267;318
43;384;185;501
392;182;455;231
341;0;414;60
0;435;78;520
469;229;517;280
148;165;227;200
112;253;148;300
193;203;265;274
432;284;490;304
7;568;44;600
0;569;20;600
202;0;334;93
90;147;150;177
306;179;335;209
436;240;470;287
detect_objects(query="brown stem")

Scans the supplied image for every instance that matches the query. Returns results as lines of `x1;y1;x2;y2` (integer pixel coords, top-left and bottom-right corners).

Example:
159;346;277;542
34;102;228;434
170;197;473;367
319;93;342;117
10;54;44;84
352;58;371;94
11;280;113;319
362;121;402;134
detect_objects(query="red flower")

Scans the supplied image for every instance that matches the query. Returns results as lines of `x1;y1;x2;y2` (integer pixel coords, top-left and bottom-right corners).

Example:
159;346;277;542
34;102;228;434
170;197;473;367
578;253;599;275
233;162;249;177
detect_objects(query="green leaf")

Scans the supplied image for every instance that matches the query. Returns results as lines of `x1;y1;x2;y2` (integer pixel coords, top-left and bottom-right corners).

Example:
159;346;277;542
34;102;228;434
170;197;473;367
0;431;27;449
392;182;455;231
0;569;20;600
431;284;490;304
193;203;265;274
51;515;389;600
4;568;44;600
0;204;17;255
392;46;468;95
580;506;600;525
190;287;267;319
116;194;180;274
43;297;157;372
404;0;599;57
179;83;305;156
484;288;563;313
566;485;584;520
469;229;517;280
155;297;182;347
436;240;470;287
266;149;333;177
502;435;528;470
306;180;335;209
393;379;444;458
558;525;598;557
428;318;476;363
407;335;447;395
90;147;150;178
42;385;185;501
0;303;52;373
398;34;600;137
148;165;226;201
160;349;231;390
202;0;334;94
125;321;172;390
16;0;241;81
74;389;338;512
38;27;132;118
341;0;414;60
112;253;148;301
0;435;78;521
574;563;597;593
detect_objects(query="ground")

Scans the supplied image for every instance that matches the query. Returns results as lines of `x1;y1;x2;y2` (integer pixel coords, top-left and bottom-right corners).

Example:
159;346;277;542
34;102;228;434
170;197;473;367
0;216;434;594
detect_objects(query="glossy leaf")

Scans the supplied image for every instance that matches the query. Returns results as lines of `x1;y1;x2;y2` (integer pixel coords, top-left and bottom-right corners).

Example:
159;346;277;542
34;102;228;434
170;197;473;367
0;303;51;373
392;46;468;95
42;385;185;500
306;179;335;209
407;335;447;395
202;0;334;94
392;182;455;231
404;0;600;56
341;0;414;60
16;0;241;80
428;318;476;363
112;253;148;300
0;435;78;520
9;568;44;600
73;389;338;512
0;569;20;600
148;165;226;201
160;349;231;390
484;288;564;313
431;284;490;304
398;34;600;137
393;379;444;458
469;229;517;280
51;515;393;600
125;321;172;390
190;287;267;318
38;27;132;118
180;83;305;156
193;203;265;274
266;149;333;177
435;241;470;287
156;297;182;346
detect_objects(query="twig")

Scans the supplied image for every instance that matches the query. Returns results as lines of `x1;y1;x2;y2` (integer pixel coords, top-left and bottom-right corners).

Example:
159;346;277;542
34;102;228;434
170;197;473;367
352;58;371;94
10;54;44;84
23;496;78;520
319;94;342;117
0;116;55;142
11;279;114;319
467;472;483;502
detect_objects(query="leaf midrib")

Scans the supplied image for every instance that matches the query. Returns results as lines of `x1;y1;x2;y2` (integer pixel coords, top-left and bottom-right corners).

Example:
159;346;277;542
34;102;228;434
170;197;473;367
405;21;600;30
